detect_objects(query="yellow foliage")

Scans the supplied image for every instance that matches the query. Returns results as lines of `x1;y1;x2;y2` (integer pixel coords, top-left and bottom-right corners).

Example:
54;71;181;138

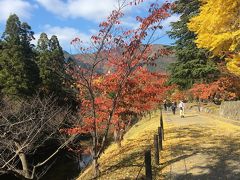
78;111;167;180
226;54;240;76
93;76;103;85
188;0;240;75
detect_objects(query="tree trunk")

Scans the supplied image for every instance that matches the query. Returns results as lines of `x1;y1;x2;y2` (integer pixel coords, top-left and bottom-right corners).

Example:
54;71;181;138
92;157;100;178
92;132;100;179
117;138;122;148
114;129;118;143
15;143;31;179
198;99;201;112
19;152;31;179
114;129;124;148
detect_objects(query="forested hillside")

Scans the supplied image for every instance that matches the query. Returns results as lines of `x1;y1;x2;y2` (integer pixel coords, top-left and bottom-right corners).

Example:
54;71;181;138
65;44;176;74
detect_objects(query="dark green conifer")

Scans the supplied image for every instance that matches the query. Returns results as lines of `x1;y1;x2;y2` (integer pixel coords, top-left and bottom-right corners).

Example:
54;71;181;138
167;0;219;89
37;33;66;98
0;14;39;97
49;35;66;93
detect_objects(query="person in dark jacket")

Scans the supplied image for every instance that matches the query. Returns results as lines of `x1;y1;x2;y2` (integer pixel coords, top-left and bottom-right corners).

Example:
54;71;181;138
163;99;167;111
171;101;177;115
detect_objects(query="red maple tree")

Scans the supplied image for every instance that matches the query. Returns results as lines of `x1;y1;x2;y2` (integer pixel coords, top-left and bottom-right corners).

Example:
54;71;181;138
65;0;173;177
189;76;240;101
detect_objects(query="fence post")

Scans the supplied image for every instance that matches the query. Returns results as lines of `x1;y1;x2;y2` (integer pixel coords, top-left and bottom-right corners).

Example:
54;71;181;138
145;149;152;180
160;109;164;140
158;127;163;150
154;134;159;165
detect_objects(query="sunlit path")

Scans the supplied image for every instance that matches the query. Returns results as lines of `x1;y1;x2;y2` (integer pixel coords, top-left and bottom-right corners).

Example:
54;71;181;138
161;111;240;180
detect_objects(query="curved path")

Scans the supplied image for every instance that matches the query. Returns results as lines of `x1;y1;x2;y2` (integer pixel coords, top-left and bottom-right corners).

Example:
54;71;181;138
161;111;240;180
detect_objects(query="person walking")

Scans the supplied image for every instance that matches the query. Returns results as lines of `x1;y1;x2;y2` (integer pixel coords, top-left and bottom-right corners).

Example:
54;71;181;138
163;99;167;111
171;101;177;115
178;100;185;118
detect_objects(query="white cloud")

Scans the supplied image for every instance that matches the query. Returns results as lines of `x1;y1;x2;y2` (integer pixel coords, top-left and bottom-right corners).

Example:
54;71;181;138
0;0;34;22
34;25;91;52
89;29;97;34
161;14;180;30
34;16;179;52
121;2;178;30
36;0;119;22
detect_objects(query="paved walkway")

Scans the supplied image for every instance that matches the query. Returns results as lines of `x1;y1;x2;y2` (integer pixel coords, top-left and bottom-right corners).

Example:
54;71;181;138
161;111;240;180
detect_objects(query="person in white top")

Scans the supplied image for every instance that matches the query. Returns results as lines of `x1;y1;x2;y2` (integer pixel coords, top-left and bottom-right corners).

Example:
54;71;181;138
178;100;185;118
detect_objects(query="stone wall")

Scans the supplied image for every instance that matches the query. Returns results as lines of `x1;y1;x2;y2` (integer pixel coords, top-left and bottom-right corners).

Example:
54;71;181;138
219;101;240;120
188;101;240;121
188;103;219;115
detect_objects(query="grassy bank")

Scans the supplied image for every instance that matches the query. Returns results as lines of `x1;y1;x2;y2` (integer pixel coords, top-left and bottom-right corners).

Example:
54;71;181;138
78;111;166;180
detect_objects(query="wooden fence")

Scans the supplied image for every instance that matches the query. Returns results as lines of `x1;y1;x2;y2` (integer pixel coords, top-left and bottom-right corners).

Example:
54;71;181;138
136;109;164;180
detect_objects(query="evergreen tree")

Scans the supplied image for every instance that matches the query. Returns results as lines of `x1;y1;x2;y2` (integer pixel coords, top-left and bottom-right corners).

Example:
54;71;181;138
0;39;3;92
0;39;3;49
36;33;66;98
49;35;66;93
0;14;39;97
167;0;219;89
36;33;53;93
65;56;78;108
20;22;40;90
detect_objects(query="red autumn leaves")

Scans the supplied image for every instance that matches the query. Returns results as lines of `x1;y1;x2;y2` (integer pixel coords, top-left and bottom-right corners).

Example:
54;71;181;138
64;67;170;135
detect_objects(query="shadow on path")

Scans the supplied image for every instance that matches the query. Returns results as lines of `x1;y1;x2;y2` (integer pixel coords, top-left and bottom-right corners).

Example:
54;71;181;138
163;123;240;180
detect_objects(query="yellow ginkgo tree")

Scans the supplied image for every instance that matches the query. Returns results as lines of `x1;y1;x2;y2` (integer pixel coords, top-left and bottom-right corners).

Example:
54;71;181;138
188;0;240;75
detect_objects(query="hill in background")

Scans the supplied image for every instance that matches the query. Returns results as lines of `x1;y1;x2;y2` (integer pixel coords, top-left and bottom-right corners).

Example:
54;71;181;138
64;44;176;74
146;44;176;73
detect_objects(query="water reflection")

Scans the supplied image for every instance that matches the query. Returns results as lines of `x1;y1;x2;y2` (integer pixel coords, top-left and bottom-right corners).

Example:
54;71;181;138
0;153;91;180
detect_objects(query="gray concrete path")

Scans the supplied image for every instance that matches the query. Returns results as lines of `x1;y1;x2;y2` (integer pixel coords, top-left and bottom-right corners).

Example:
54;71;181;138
162;111;240;180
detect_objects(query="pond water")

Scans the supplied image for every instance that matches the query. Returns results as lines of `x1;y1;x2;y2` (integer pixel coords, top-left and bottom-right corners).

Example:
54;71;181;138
0;153;91;180
42;153;91;180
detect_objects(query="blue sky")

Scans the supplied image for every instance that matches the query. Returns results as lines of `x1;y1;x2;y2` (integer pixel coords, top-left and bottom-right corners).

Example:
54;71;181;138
0;0;179;53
